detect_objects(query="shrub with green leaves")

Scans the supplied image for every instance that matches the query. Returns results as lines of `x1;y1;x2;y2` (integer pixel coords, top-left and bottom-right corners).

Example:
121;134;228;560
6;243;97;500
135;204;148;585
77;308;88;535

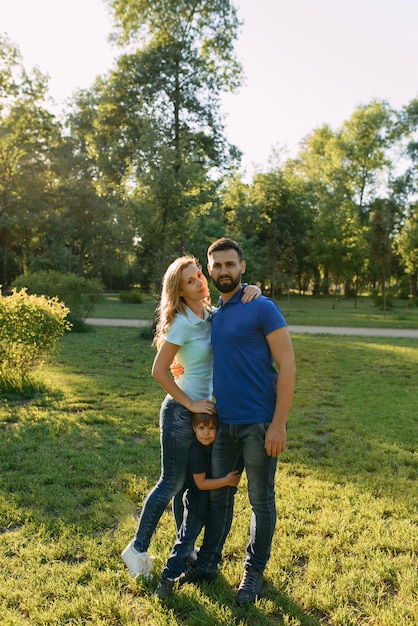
118;289;145;304
0;288;70;390
12;271;104;324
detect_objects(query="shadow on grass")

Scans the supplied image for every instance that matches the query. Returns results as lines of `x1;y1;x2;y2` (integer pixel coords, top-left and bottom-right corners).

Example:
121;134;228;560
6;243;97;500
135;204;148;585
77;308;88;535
0;395;161;536
135;574;325;626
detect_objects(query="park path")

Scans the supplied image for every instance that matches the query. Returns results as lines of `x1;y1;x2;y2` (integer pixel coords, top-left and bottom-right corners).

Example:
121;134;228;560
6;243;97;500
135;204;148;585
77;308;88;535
85;318;418;339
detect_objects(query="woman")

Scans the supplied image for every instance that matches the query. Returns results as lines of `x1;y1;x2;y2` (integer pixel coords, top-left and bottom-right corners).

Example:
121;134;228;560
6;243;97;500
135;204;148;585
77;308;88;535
122;255;259;578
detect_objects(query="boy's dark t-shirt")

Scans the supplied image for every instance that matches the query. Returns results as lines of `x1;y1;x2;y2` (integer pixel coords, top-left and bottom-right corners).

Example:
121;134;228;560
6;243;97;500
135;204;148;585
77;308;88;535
183;437;212;520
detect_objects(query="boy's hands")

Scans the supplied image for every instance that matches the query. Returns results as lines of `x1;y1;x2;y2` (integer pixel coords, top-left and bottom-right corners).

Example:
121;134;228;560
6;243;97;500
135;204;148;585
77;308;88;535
226;470;241;487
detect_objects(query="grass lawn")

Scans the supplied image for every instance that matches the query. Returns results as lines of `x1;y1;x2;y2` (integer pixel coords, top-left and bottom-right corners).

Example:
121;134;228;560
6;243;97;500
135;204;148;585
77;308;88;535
91;293;418;330
91;294;158;321
0;326;417;625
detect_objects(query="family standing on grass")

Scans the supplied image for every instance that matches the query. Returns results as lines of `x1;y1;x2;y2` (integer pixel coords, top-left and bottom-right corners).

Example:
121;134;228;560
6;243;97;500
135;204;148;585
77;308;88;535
122;237;296;604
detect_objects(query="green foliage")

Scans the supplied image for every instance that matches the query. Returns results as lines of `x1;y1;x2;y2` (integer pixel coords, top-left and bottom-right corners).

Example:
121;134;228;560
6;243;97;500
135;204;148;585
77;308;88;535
398;203;418;281
371;288;395;309
0;288;70;391
0;35;61;289
119;289;145;304
12;271;104;324
89;0;243;286
2;31;418;303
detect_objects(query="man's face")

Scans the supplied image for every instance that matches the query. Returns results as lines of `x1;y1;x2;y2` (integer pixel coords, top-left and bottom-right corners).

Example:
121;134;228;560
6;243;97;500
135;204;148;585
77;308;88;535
207;249;246;294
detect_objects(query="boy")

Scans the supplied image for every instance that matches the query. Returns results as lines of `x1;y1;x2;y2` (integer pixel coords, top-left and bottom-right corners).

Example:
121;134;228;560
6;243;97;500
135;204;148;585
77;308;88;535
154;412;241;600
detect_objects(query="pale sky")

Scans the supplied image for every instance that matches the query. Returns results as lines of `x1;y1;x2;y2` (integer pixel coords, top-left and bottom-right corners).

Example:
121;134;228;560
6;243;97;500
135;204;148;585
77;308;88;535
2;0;417;176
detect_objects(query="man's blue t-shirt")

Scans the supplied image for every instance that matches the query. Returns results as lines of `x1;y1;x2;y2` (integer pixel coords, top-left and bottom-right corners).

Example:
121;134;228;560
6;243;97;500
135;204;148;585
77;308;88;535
211;287;287;424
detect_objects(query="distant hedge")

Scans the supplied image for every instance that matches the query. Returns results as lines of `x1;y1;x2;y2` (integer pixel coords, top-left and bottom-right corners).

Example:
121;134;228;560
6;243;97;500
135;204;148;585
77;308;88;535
119;289;145;304
12;271;104;326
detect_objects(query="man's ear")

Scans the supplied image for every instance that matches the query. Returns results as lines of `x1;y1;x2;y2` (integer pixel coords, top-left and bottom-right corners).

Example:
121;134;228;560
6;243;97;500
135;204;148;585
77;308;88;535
241;260;246;274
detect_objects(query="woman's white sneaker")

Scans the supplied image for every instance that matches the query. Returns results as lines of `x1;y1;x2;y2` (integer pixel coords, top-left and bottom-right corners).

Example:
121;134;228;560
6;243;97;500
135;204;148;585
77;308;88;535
121;541;154;578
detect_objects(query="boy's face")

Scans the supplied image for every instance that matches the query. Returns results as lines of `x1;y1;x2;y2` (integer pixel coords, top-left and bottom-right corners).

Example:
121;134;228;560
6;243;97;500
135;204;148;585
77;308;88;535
194;422;217;446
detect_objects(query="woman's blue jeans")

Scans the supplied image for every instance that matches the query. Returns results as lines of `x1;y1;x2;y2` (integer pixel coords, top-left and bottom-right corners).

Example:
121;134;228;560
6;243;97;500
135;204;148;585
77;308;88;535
196;421;278;573
133;396;194;553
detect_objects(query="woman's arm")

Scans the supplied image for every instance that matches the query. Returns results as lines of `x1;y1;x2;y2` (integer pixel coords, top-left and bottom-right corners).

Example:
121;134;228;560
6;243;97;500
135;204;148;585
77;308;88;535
152;341;216;414
241;284;262;303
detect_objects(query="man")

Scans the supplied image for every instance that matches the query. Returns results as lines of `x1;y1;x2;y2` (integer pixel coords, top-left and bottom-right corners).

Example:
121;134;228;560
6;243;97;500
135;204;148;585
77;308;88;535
179;237;296;603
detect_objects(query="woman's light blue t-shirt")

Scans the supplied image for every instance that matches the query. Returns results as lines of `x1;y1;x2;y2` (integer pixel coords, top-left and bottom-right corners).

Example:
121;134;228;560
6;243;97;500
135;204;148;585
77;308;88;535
166;307;213;401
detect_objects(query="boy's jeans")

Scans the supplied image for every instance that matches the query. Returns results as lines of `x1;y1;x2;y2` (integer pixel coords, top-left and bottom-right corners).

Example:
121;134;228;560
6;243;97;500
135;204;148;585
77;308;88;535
196;421;278;573
162;507;206;579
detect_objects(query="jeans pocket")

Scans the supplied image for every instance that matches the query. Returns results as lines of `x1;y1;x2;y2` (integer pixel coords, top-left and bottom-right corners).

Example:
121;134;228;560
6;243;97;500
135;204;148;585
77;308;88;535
257;421;271;437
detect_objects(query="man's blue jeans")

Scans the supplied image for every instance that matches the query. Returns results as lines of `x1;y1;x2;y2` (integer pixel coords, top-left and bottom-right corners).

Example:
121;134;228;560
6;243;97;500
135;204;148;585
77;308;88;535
133;396;194;553
196;421;278;573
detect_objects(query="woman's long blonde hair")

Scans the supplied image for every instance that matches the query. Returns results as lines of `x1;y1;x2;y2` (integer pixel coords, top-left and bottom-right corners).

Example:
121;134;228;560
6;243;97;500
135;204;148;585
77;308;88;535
153;255;212;350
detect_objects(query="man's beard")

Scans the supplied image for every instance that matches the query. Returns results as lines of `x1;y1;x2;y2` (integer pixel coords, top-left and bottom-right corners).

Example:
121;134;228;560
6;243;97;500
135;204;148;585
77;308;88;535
212;274;241;293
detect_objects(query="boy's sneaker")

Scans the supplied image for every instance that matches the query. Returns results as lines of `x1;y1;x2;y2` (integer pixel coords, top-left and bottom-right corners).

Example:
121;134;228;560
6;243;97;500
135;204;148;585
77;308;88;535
154;577;175;600
121;541;154;578
235;566;264;604
178;566;218;586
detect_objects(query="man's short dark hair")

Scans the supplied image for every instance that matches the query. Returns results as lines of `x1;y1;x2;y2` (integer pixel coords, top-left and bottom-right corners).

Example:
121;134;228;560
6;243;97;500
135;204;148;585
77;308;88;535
207;238;243;262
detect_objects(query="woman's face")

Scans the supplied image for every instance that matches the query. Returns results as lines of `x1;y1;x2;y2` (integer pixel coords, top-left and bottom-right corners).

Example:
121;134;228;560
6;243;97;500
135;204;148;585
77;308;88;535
179;263;209;304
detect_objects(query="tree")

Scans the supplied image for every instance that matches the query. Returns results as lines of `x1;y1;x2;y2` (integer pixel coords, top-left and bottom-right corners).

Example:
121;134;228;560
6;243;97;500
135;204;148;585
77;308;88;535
394;99;418;301
397;204;418;302
249;164;310;295
295;102;399;296
338;100;397;214
93;0;243;285
296;125;354;294
0;35;60;288
369;199;396;314
50;93;136;285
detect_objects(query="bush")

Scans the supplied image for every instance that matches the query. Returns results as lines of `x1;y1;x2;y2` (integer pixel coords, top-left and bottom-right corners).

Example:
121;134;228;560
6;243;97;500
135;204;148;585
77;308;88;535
12;271;104;325
371;288;394;309
118;289;145;304
0;288;71;391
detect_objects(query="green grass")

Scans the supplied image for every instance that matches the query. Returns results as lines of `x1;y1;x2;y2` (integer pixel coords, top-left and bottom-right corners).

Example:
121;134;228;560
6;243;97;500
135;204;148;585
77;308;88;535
91;294;158;320
91;293;418;329
1;328;417;625
280;295;418;329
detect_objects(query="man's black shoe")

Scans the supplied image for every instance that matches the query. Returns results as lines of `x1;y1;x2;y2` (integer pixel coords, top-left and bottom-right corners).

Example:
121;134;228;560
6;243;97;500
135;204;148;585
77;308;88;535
235;567;264;603
178;566;218;586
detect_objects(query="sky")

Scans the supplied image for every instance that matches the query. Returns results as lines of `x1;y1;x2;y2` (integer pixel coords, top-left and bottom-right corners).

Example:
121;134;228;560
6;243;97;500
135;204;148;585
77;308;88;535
2;0;417;177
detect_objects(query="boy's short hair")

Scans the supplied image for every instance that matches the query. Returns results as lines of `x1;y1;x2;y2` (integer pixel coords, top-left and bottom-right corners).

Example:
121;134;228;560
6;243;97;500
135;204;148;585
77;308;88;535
192;412;218;429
